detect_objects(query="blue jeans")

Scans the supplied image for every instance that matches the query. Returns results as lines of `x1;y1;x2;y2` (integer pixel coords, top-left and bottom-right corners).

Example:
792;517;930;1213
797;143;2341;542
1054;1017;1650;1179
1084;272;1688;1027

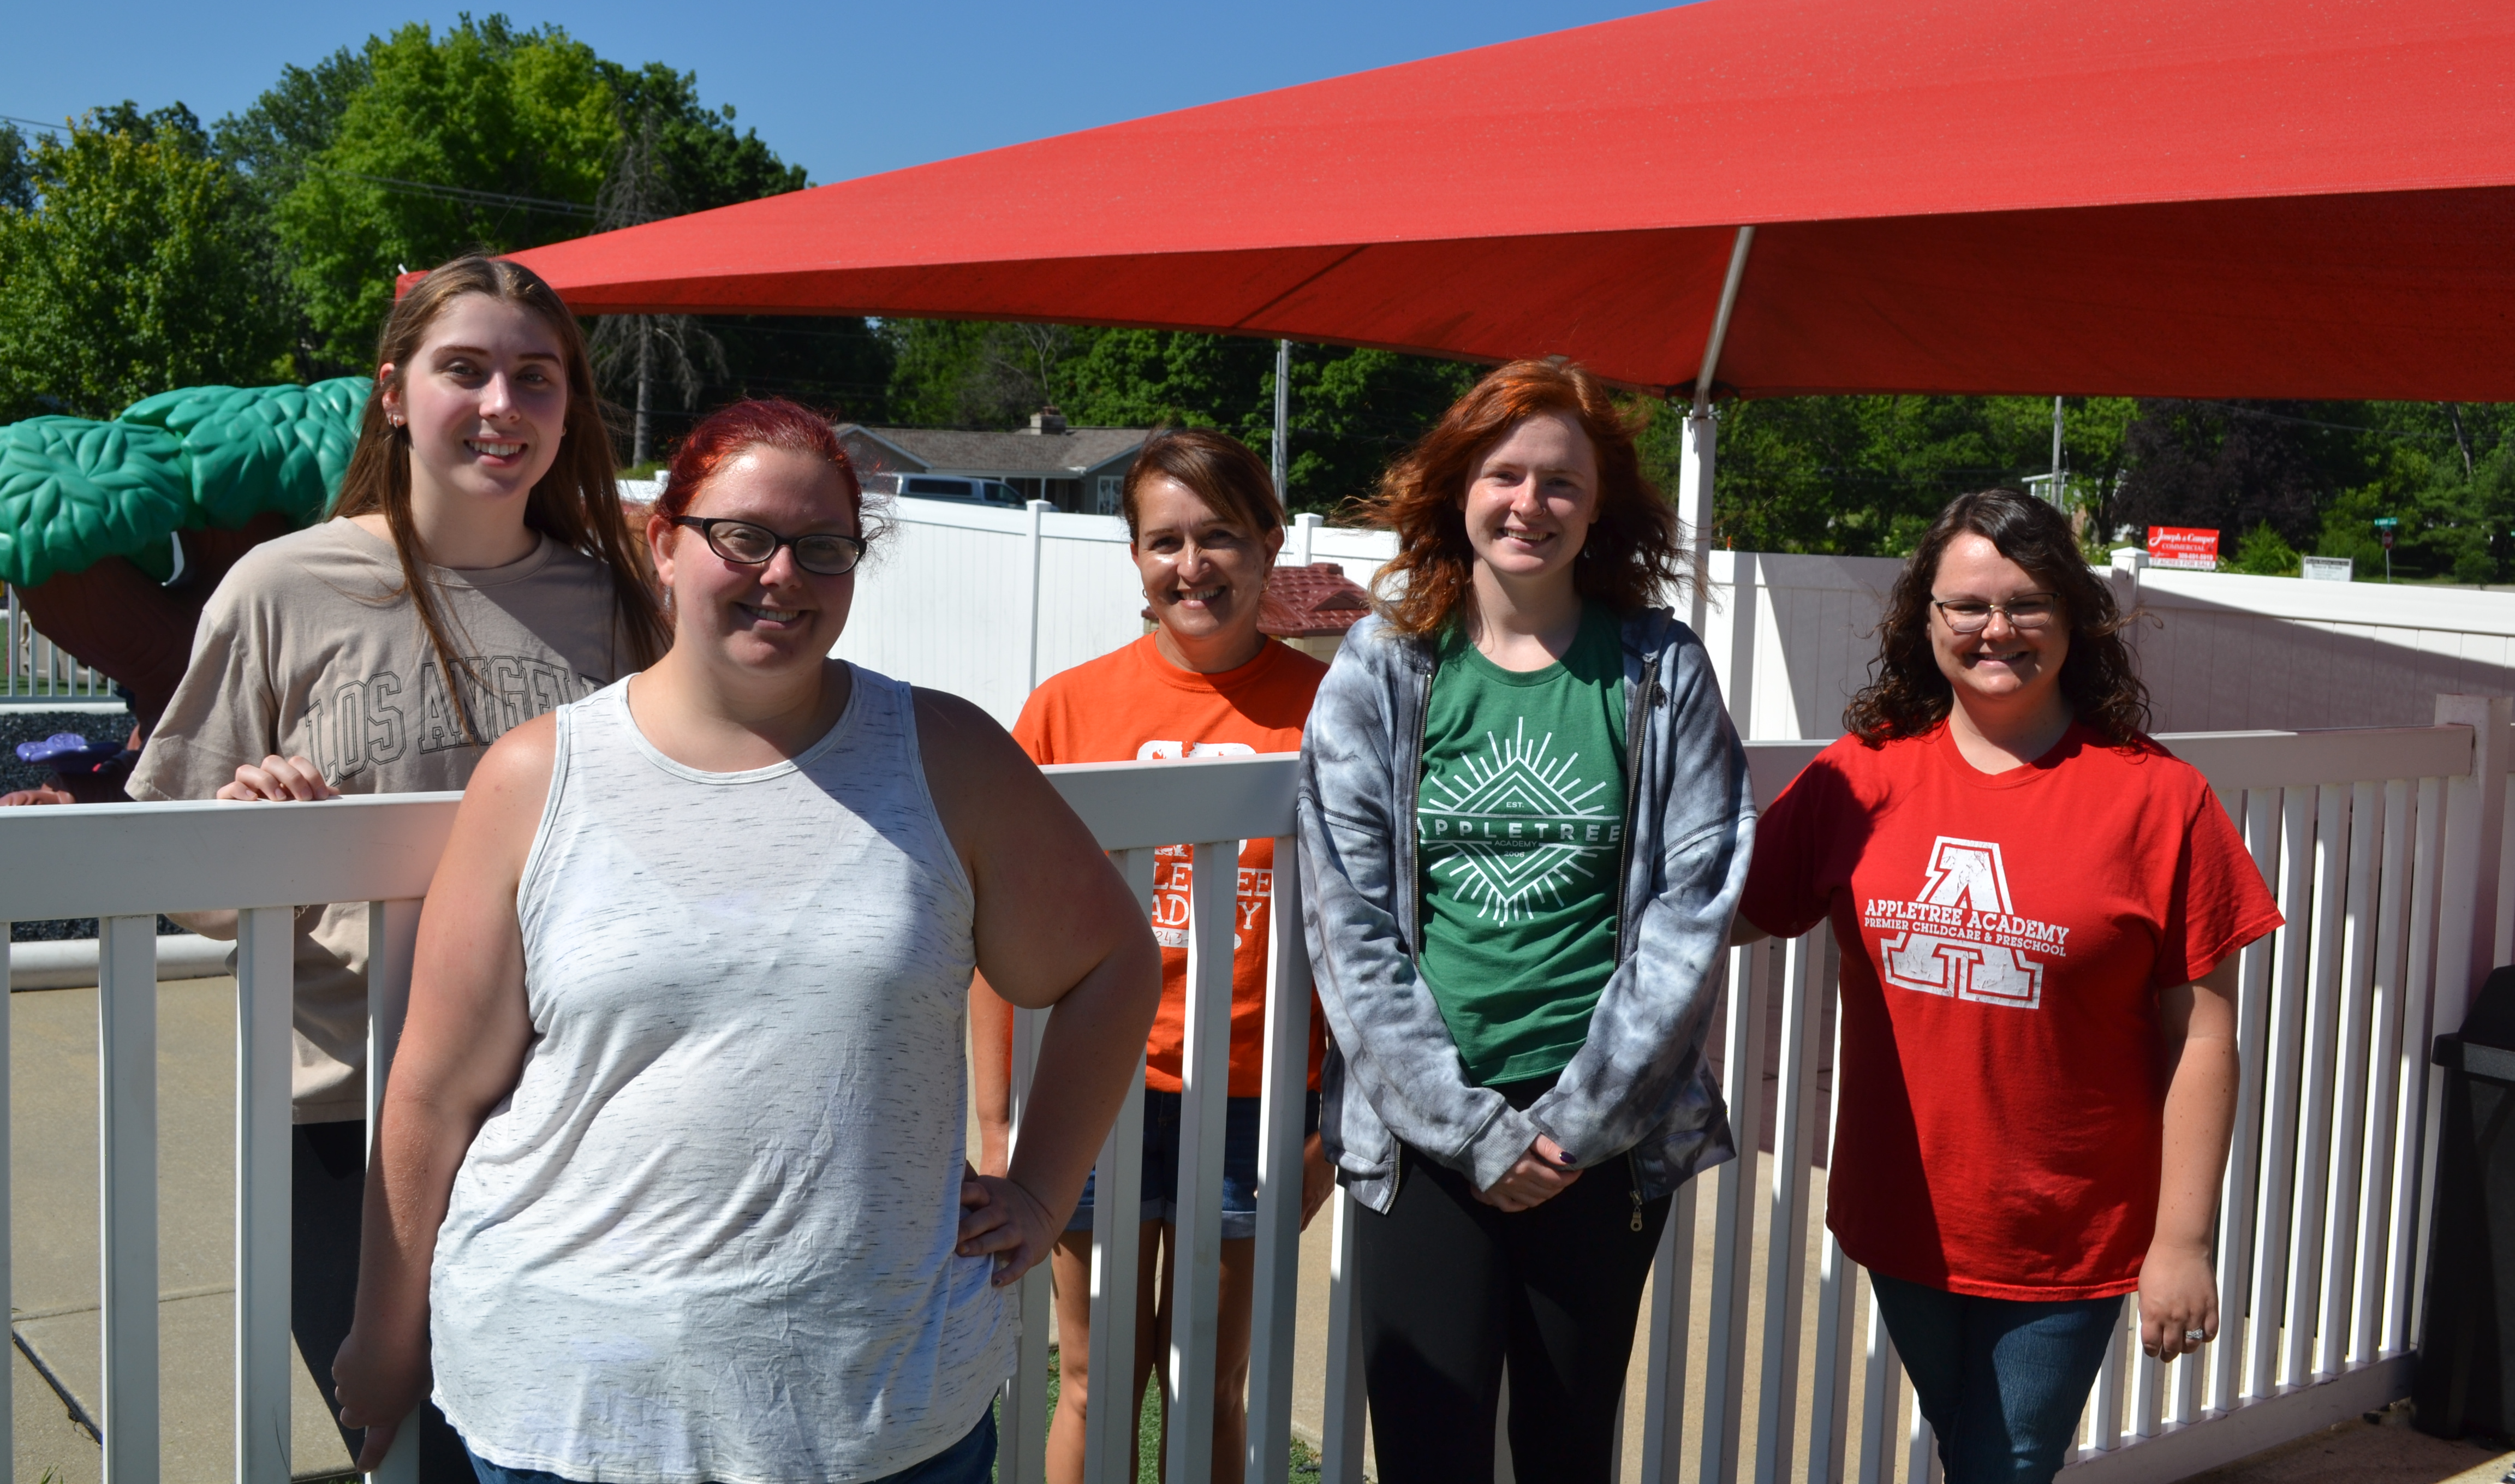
1068;1089;1321;1242
1869;1272;2121;1483
464;1408;994;1484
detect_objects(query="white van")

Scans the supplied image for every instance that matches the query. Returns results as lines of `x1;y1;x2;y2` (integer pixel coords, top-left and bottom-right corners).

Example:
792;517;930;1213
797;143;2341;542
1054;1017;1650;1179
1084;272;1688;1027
864;472;1026;508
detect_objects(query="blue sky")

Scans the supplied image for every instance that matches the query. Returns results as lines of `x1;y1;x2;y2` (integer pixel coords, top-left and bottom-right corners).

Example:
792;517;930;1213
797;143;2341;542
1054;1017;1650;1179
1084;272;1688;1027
6;1;1681;185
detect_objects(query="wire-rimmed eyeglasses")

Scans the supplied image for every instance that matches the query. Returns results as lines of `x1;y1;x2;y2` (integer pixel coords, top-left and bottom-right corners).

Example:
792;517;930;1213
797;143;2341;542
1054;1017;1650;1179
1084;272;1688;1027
1931;594;2059;635
671;516;866;576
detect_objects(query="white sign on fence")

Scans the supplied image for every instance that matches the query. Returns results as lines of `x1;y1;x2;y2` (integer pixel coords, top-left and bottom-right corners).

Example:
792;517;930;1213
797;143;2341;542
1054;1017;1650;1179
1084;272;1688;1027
2302;555;2355;582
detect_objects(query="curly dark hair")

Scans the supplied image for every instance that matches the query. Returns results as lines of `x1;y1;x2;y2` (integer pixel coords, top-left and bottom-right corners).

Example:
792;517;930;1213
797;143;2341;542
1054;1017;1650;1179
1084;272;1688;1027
1845;489;2151;746
1357;358;1687;636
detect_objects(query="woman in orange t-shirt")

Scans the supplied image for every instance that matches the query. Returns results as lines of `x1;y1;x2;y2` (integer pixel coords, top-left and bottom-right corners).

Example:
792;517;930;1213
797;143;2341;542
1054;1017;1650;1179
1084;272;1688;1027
972;428;1333;1484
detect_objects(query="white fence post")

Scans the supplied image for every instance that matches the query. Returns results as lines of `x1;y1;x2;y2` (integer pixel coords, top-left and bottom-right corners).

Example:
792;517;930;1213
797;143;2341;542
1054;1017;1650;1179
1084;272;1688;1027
1085;848;1157;1484
1753;929;1828;1482
237;907;296;1483
99;916;159;1483
2419;695;2510;1342
1164;839;1240;1484
1700;940;1772;1483
0;927;11;1481
1244;841;1312;1484
364;898;422;1484
1024;499;1054;694
1320;1188;1368;1484
1002;1002;1053;1484
2430;695;2509;1034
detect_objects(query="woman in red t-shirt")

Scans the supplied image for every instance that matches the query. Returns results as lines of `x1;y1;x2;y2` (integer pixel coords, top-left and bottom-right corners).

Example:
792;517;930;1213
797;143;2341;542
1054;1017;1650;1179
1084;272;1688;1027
971;428;1333;1484
1738;489;2280;1483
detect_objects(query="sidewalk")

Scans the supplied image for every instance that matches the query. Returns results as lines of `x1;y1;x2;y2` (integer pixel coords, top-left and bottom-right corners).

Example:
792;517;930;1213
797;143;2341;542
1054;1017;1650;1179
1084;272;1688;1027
10;977;355;1482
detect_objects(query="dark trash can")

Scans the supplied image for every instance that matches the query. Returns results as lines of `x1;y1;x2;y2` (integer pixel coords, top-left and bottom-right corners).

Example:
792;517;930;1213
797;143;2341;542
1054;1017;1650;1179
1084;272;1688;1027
2415;964;2515;1438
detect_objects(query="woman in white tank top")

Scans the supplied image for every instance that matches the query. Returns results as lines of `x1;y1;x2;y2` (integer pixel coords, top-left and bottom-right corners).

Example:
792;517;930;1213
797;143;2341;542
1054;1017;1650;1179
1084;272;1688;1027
327;400;1162;1484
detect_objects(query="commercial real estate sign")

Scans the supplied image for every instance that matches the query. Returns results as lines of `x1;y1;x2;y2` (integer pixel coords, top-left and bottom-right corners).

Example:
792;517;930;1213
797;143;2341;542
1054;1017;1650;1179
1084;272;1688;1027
2146;526;2220;571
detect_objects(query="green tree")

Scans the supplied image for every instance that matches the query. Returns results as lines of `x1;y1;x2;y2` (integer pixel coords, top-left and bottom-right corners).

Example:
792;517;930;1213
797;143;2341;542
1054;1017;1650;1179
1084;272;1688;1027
1675;394;2134;557
274;16;620;366
0;107;292;421
882;322;1474;512
212;46;372;204
579;66;891;451
0;123;35;212
2225;521;2302;576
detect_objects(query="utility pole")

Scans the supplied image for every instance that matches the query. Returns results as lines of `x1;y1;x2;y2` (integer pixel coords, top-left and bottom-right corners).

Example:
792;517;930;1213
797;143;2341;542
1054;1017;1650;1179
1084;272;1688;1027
1272;339;1291;508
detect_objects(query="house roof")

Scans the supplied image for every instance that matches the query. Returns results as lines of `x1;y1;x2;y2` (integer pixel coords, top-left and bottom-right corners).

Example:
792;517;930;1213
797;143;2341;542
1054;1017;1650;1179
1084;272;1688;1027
1139;563;1372;639
837;424;1147;479
1260;562;1373;637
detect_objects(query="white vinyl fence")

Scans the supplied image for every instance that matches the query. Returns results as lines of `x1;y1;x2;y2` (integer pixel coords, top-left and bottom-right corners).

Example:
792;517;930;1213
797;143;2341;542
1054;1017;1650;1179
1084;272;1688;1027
0;585;111;701
835;498;1397;728
1;702;2499;1482
833;497;2515;744
1697;551;2515;743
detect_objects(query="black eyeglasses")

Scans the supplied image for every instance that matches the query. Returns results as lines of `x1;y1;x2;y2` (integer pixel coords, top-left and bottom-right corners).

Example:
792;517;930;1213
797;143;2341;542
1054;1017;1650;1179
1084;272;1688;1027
1931;594;2059;635
670;517;867;576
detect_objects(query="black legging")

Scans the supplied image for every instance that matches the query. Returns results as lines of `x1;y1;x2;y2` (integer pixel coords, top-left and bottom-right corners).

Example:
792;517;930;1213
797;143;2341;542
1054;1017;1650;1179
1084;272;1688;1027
1354;1130;1670;1484
295;1121;471;1482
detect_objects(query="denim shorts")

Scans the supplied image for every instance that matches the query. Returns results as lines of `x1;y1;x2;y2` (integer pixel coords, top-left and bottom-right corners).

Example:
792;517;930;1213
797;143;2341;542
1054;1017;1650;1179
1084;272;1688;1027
1068;1089;1320;1243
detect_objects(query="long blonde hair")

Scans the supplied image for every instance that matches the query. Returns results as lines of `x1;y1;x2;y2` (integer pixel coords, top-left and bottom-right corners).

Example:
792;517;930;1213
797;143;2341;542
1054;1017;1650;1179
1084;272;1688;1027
332;257;668;740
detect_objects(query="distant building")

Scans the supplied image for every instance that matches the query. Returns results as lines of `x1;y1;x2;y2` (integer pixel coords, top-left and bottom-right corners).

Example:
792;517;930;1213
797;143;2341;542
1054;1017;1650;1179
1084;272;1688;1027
1140;562;1373;665
835;408;1148;514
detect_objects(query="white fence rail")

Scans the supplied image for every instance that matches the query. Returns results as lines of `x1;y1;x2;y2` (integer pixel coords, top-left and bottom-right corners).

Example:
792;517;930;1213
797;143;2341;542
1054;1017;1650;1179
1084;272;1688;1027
0;586;111;701
0;707;2500;1482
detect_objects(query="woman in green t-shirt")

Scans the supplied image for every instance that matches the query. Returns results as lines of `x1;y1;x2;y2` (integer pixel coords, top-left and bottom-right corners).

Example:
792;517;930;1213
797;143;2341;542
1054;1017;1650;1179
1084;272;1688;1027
1298;360;1754;1482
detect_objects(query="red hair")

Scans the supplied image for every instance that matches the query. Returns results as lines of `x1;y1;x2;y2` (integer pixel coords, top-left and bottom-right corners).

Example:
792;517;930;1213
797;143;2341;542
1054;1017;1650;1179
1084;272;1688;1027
1358;359;1686;637
658;398;865;527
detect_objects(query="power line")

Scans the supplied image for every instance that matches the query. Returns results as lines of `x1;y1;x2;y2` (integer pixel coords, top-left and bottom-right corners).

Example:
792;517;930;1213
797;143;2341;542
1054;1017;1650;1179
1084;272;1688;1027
6;112;596;218
305;166;596;218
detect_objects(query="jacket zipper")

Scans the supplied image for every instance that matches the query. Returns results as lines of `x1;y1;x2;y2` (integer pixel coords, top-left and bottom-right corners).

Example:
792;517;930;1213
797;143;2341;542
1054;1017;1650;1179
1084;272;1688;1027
1612;651;1662;963
1626;1151;1646;1232
1391;649;1435;1202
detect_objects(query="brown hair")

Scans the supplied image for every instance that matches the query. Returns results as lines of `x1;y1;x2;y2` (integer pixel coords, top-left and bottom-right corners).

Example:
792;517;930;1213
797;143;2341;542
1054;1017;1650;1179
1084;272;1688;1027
1845;488;2151;746
1358;358;1686;636
1120;427;1283;543
335;257;668;741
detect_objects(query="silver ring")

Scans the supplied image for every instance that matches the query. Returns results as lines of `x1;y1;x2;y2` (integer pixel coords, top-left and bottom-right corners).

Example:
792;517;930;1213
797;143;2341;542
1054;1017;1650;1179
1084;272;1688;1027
2182;1329;2207;1343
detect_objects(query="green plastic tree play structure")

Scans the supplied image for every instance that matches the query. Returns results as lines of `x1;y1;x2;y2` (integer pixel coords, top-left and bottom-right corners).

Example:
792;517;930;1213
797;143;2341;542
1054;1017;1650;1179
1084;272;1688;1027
0;378;371;773
0;377;369;588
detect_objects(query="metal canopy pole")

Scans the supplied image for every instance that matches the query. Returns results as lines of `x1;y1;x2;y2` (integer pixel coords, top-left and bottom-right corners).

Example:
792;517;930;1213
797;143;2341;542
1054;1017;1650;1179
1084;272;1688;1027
1272;339;1291;507
1683;226;1755;634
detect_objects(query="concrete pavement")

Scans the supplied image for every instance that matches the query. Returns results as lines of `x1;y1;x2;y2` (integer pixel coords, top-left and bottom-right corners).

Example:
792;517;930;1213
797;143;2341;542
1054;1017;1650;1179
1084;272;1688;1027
10;977;357;1482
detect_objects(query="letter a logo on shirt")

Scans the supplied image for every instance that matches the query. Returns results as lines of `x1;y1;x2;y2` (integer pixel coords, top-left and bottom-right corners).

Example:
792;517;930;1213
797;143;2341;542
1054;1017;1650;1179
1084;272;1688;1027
1877;837;2045;1010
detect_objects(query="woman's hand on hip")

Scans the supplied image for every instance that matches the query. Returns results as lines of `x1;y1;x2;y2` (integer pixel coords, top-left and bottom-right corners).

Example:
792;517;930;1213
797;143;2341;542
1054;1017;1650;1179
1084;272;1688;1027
332;1321;430;1472
1476;1134;1582;1212
2138;1238;2218;1361
218;754;336;801
958;1169;1060;1287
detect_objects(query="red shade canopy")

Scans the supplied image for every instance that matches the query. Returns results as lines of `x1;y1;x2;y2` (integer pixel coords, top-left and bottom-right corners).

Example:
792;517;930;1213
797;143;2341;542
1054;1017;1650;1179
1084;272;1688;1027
508;0;2515;401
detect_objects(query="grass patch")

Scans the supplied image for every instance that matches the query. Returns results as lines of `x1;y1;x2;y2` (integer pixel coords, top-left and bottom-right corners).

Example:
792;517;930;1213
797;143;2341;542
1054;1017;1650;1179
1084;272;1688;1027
997;1352;1322;1481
